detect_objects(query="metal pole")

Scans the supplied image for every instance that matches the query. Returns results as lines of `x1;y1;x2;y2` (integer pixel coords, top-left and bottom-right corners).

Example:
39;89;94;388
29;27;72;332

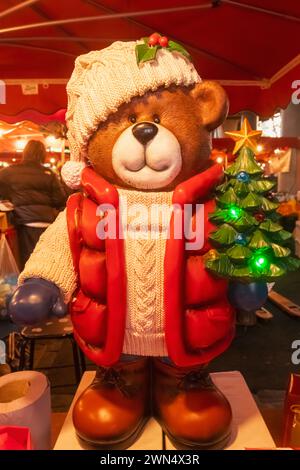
222;0;300;23
0;0;40;19
0;4;213;34
0;37;127;42
1;41;76;57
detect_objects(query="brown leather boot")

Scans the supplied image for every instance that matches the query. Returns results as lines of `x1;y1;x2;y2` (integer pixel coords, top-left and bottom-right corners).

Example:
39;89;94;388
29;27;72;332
153;358;232;450
73;357;150;449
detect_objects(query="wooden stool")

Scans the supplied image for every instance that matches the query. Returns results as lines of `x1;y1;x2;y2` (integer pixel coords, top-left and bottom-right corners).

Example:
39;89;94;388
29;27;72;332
18;315;86;384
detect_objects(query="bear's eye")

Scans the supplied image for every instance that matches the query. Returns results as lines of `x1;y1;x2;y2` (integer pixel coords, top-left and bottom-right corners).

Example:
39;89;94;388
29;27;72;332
153;115;160;124
129;115;136;124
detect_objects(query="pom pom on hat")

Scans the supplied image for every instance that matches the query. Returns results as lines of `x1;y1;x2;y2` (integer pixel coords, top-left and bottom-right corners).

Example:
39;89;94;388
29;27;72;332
61;161;86;189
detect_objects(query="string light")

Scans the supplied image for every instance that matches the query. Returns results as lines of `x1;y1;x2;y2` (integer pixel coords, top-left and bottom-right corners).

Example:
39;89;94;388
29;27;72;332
250;251;270;271
235;233;247;245
256;144;263;152
50;157;56;164
216;155;224;164
227;205;242;220
15;139;27;151
236;171;250;182
255;256;267;267
45;135;56;147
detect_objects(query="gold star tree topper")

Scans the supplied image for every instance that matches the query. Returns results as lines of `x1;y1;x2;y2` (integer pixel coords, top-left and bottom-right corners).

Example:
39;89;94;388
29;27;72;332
225;118;262;154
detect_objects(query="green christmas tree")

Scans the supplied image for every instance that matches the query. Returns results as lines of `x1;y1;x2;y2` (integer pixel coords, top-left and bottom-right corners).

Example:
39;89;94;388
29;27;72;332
205;118;300;281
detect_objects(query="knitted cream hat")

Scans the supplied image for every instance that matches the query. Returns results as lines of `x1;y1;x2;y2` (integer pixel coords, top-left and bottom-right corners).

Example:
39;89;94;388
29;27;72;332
62;39;201;188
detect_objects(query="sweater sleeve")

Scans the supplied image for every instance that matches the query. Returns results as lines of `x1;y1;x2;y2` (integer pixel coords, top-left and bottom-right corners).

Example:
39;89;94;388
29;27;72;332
18;209;77;302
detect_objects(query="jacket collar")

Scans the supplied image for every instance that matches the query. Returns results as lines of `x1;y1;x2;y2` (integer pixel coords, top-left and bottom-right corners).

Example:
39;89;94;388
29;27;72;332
81;163;223;206
172;163;223;205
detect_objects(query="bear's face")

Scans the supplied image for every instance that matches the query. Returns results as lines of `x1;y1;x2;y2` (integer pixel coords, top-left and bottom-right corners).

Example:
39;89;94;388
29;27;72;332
87;81;228;191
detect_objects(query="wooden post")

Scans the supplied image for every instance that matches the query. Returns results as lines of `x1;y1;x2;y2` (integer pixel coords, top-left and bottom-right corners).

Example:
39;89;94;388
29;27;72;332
60;139;65;165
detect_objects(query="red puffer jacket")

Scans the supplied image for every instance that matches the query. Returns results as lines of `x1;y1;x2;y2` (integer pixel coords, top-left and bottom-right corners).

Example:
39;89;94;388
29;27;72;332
67;164;235;367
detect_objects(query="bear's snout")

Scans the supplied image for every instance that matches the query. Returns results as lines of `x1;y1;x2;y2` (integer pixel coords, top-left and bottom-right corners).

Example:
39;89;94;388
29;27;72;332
112;123;182;190
132;122;158;145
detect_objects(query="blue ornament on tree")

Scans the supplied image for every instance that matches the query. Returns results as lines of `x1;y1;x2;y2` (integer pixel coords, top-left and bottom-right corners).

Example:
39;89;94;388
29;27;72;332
236;171;250;182
228;282;268;312
235;233;247;245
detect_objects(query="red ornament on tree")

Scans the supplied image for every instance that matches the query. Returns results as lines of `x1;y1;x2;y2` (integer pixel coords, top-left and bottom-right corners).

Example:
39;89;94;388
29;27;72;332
254;212;265;222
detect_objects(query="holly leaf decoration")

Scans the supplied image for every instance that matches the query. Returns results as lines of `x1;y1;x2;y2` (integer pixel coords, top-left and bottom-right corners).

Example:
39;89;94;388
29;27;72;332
136;37;191;65
167;40;192;60
136;43;158;64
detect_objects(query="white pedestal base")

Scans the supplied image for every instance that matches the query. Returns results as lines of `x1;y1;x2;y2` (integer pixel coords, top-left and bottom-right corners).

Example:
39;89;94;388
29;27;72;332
54;370;275;450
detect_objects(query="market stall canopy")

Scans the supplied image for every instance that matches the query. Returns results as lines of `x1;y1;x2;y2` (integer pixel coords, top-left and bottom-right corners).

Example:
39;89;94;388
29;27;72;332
0;0;300;121
0;119;66;153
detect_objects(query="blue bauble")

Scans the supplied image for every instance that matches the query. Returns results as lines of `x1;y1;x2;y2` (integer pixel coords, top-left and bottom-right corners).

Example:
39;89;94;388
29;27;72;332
228;281;268;312
236;171;250;182
235;233;247;245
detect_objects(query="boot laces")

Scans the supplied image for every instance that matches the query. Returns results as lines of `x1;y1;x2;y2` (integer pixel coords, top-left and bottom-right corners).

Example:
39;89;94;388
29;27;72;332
178;368;213;391
96;367;134;398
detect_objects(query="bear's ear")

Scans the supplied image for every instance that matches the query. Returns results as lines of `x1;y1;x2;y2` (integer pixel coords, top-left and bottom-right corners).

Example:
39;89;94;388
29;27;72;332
191;81;229;131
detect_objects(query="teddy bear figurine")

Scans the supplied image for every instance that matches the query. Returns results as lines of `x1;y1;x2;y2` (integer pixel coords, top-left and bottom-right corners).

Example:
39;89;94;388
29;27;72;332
9;36;266;450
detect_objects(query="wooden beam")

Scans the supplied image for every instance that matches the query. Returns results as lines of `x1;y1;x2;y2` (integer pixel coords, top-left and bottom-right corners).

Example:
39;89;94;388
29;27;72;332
30;3;89;52
268;291;300;318
1;42;76;57
222;0;300;23
85;0;262;80
0;5;212;35
0;0;40;19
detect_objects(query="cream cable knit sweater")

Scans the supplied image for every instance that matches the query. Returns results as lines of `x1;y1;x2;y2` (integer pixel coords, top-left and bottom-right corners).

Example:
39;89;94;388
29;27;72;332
19;191;173;356
119;189;173;357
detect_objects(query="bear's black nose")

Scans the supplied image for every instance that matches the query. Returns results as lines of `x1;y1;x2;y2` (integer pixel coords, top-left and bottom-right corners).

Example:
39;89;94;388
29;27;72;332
132;122;158;145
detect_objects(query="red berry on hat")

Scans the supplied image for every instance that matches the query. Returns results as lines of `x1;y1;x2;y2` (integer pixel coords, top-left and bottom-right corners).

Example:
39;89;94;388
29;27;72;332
159;36;169;47
148;33;160;46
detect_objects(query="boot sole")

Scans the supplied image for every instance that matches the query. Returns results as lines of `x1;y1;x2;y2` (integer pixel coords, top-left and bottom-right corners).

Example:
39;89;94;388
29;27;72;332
75;415;150;450
159;419;232;450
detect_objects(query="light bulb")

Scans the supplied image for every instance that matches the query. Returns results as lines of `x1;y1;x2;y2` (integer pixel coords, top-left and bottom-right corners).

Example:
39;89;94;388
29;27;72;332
46;135;56;146
15;139;27;151
228;205;242;220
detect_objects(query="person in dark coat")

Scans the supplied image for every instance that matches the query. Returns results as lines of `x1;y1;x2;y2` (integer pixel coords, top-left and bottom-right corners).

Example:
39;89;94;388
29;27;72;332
0;140;66;269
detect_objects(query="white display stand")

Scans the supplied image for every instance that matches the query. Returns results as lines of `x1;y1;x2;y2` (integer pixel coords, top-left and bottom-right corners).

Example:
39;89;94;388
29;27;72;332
54;371;275;450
